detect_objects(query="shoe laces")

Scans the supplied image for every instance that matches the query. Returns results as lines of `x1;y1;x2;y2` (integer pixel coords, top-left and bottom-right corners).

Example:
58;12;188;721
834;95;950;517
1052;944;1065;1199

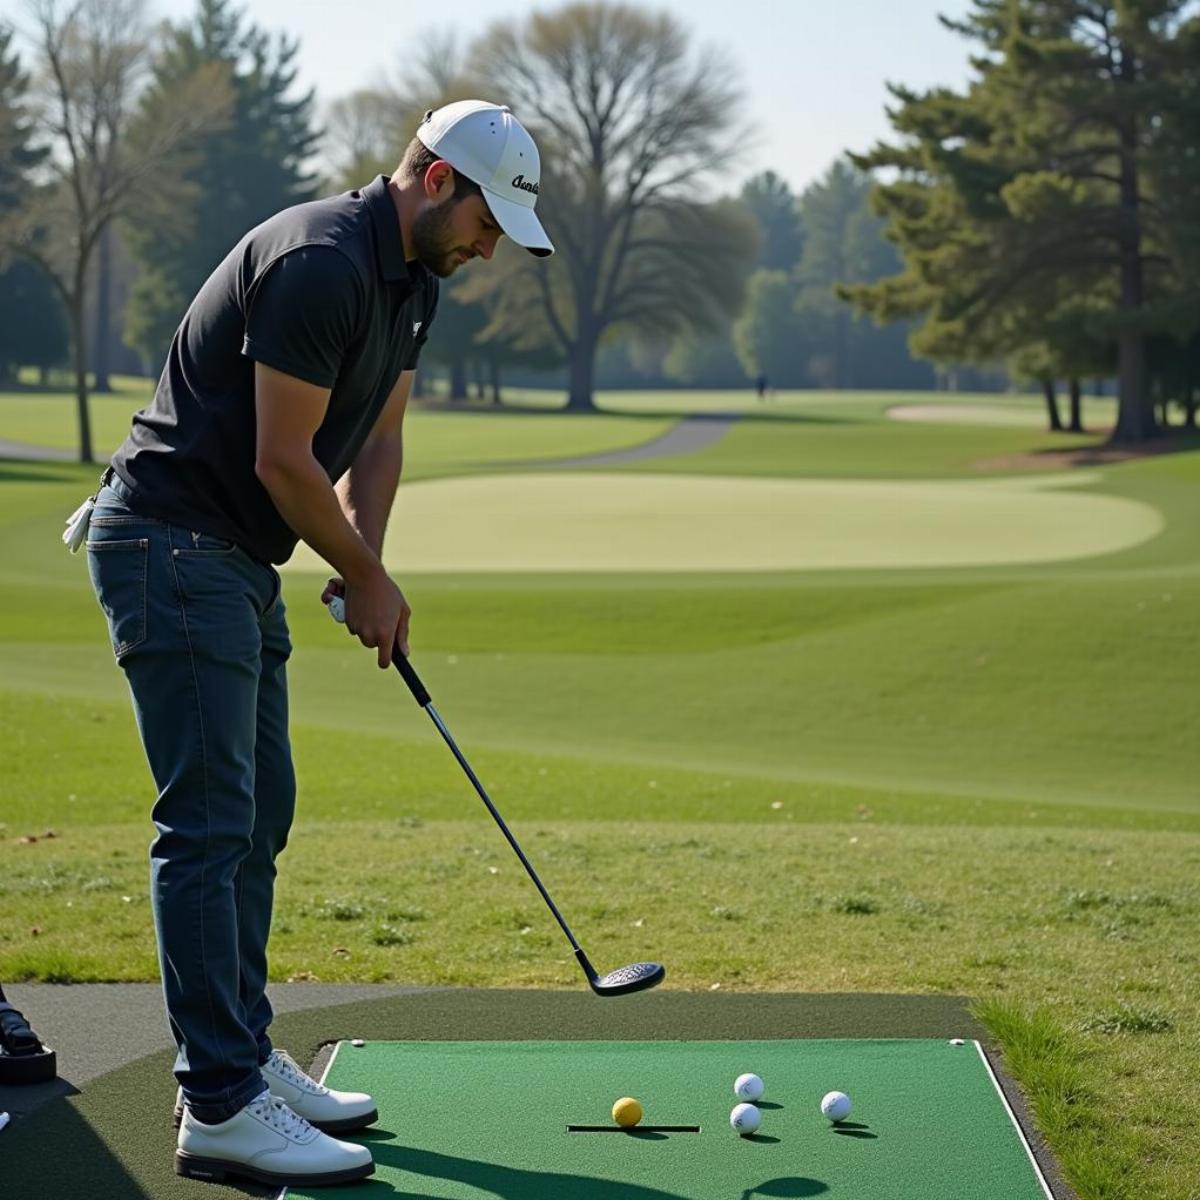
249;1092;314;1140
268;1049;328;1095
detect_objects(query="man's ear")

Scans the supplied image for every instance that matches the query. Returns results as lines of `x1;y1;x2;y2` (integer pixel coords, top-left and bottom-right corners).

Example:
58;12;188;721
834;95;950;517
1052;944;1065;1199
423;160;456;201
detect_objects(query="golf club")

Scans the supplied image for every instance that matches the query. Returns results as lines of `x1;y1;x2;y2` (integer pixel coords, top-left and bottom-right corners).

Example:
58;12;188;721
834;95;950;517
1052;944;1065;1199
328;596;665;998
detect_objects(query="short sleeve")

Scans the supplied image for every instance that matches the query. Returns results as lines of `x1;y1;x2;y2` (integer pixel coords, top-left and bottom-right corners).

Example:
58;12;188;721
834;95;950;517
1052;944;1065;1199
403;278;440;371
243;246;364;388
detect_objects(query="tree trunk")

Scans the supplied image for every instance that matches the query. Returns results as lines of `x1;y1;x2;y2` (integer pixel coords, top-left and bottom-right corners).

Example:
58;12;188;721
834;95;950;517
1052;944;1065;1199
70;279;94;464
449;355;467;401
1110;64;1156;444
566;325;598;412
489;357;501;406
1185;385;1196;428
1067;378;1084;433
93;225;113;394
1042;379;1063;432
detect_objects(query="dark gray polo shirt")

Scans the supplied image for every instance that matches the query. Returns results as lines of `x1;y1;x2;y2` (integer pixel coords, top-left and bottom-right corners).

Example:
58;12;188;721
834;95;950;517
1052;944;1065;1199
110;175;439;564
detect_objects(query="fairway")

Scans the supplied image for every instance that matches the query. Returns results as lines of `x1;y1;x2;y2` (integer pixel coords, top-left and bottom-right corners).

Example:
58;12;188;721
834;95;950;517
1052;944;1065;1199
285;470;1162;573
285;1039;1052;1200
2;387;1198;1200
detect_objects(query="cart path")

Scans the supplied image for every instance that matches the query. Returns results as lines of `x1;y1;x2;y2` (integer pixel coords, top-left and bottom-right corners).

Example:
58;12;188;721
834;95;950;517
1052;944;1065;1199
526;412;741;468
0;437;74;461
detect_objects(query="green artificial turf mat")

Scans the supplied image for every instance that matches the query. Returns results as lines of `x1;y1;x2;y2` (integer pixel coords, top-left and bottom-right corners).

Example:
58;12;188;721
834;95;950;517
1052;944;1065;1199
286;1038;1051;1199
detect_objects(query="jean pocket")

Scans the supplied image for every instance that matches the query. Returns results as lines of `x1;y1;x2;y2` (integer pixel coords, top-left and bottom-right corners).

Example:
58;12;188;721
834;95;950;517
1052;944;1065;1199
87;538;149;660
176;530;238;555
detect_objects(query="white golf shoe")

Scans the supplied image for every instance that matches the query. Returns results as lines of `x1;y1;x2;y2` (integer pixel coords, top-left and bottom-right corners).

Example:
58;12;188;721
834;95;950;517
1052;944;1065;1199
261;1048;378;1132
174;1048;378;1133
174;1090;374;1187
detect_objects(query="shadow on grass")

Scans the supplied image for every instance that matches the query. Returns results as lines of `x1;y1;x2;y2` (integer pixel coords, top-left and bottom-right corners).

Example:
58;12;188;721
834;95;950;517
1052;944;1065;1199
0;1051;275;1200
979;427;1200;470
0;459;91;482
0;1088;169;1200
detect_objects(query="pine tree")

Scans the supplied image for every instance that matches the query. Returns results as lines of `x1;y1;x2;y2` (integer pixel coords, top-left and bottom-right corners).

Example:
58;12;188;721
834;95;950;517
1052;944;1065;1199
740;172;804;271
123;0;320;369
847;0;1200;443
0;24;66;384
0;25;44;211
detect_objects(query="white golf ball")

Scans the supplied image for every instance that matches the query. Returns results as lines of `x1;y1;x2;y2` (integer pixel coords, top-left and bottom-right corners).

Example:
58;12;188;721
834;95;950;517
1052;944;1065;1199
820;1090;852;1122
730;1102;762;1136
734;1073;765;1102
329;595;345;623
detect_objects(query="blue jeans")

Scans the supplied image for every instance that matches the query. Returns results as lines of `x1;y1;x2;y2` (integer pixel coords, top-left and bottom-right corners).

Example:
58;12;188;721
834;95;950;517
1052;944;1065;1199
86;477;294;1122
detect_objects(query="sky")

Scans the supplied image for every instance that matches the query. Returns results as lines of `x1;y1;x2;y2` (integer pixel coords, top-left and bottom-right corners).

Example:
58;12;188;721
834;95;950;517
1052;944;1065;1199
2;0;980;195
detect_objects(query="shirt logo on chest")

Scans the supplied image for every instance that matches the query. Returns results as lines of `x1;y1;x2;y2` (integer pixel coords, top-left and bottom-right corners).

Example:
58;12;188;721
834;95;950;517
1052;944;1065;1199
412;321;422;336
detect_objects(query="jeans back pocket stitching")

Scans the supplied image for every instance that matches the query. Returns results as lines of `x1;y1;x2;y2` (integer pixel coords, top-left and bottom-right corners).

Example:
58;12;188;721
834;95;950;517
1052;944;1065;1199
87;538;149;657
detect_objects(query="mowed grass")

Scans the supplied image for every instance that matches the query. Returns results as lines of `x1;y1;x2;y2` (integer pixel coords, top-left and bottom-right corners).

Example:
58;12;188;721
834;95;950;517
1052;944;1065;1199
1;388;1199;1199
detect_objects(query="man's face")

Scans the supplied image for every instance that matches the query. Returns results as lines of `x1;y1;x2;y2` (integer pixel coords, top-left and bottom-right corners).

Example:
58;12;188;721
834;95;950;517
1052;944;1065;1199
411;192;504;279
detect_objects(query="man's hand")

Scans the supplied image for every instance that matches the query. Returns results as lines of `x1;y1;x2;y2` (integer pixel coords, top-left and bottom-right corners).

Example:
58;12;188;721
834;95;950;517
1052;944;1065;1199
324;569;411;666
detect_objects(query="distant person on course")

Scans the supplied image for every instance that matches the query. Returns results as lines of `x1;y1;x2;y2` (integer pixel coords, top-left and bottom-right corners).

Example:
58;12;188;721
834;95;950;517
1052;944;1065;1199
66;101;552;1190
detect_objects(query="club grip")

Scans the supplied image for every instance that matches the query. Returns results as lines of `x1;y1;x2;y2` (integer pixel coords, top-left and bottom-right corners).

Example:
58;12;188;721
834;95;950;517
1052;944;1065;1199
392;645;432;708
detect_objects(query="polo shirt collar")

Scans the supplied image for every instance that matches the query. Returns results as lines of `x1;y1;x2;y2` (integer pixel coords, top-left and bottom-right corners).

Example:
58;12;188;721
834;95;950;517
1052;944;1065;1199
365;174;410;283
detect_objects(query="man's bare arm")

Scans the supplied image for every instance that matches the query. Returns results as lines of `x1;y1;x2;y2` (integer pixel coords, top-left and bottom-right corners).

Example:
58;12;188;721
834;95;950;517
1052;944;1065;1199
253;362;410;665
335;369;412;555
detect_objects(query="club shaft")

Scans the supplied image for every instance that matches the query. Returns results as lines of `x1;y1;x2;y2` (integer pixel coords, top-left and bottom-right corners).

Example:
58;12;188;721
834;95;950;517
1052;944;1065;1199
423;702;585;957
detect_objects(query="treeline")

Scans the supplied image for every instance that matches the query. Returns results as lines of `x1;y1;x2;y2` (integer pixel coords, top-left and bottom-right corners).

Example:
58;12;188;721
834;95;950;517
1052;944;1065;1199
0;0;981;463
1;1;1198;460
843;0;1200;441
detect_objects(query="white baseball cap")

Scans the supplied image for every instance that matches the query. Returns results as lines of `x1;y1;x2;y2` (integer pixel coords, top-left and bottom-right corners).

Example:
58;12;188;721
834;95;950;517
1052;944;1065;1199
416;100;554;258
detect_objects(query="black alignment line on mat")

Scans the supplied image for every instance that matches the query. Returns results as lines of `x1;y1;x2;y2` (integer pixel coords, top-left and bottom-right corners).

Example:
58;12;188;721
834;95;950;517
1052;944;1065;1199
566;1125;702;1133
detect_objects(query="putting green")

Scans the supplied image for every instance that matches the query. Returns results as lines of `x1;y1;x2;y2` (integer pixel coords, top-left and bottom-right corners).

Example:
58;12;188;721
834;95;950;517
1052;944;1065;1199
284;470;1162;573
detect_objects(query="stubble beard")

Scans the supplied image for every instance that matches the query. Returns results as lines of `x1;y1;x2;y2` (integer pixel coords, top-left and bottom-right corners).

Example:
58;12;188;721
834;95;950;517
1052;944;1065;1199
411;202;467;279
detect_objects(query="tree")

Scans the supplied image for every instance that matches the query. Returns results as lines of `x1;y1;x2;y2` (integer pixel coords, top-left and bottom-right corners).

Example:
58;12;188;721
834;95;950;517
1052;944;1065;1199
846;1;1200;444
740;170;803;270
7;0;229;461
322;87;403;192
122;0;317;372
0;255;68;383
733;269;806;385
465;2;759;411
0;22;43;210
0;21;67;384
321;28;471;194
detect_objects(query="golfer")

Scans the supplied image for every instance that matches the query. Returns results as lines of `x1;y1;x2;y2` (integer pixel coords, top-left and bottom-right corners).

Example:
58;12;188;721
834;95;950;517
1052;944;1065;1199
76;101;552;1189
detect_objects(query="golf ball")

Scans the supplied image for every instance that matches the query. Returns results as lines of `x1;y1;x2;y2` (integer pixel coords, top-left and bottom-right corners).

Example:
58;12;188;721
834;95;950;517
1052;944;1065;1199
730;1102;762;1135
734;1073;765;1102
329;595;346;623
612;1097;643;1127
820;1091;852;1122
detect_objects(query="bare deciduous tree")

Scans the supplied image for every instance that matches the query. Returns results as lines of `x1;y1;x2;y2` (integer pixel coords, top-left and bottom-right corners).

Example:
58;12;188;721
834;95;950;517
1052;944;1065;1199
463;2;758;410
8;0;230;461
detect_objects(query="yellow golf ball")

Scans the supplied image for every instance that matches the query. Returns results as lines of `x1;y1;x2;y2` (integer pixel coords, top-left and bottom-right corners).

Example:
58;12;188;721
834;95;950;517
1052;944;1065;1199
612;1097;643;1127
